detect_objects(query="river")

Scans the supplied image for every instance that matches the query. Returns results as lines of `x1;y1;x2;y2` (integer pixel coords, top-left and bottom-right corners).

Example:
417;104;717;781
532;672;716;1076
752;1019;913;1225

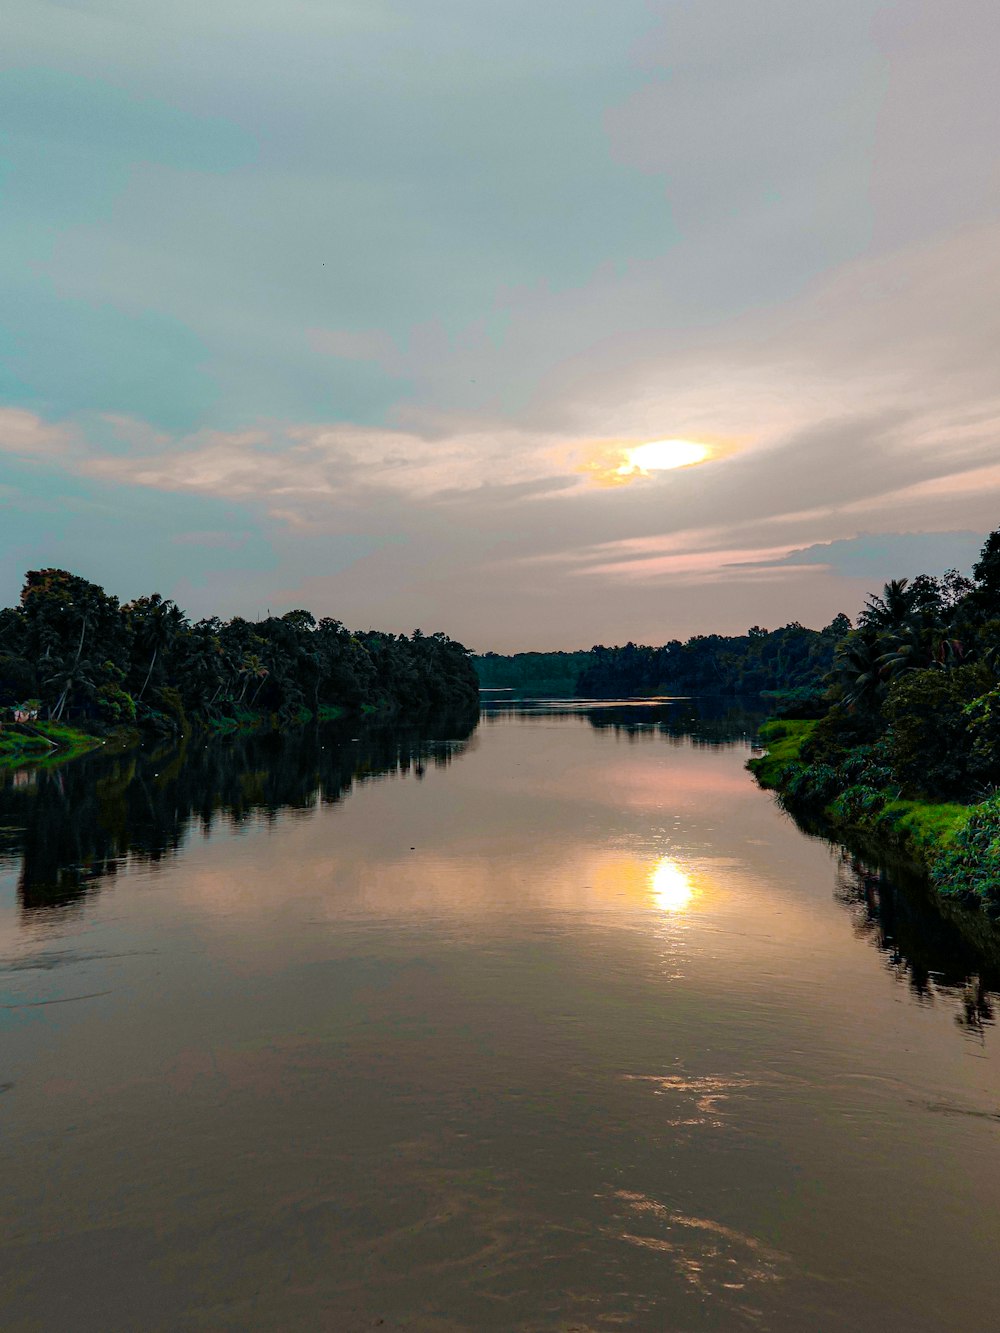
1;700;998;1330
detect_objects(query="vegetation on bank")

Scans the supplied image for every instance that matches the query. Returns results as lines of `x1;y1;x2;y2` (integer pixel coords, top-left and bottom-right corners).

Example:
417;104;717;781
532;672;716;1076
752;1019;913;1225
0;568;480;746
0;719;107;768
477;620;854;701
474;650;595;695
578;620;854;699
749;530;1000;912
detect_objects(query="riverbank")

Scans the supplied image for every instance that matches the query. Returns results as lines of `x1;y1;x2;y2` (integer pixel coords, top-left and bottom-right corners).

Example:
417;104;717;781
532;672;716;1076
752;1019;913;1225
1;697;475;770
749;719;1000;914
199;699;439;735
0;721;111;769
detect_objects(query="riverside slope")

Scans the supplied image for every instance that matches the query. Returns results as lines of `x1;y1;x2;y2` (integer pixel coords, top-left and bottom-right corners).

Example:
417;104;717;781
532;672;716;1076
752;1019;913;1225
749;719;1000;913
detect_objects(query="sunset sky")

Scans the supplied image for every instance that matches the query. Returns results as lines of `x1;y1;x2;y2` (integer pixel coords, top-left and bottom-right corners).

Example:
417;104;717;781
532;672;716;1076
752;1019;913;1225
3;0;998;650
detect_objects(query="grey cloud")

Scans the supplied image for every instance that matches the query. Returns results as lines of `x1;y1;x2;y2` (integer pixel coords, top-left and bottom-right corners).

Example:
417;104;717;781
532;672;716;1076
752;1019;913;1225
734;531;988;579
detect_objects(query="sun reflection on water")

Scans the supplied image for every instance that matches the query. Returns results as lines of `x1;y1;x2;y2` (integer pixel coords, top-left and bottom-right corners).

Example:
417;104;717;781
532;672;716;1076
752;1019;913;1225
650;856;696;913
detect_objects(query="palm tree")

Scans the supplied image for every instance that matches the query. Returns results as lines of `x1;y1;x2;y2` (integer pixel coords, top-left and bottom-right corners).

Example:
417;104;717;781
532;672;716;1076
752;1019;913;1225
834;637;886;709
44;657;98;720
931;637;966;669
858;578;919;633
237;653;268;704
877;624;929;680
126;595;185;702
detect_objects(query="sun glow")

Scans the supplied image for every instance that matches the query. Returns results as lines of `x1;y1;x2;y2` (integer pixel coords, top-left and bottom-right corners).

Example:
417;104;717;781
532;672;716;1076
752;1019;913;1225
619;439;711;476
581;436;718;486
650;855;696;913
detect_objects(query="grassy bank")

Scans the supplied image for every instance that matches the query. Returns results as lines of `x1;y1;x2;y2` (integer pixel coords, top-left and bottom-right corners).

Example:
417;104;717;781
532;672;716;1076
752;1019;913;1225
0;721;108;768
749;720;999;913
4;702;370;763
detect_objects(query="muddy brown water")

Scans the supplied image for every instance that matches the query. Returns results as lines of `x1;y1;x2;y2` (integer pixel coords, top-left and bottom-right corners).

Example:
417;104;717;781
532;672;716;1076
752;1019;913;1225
1;700;998;1330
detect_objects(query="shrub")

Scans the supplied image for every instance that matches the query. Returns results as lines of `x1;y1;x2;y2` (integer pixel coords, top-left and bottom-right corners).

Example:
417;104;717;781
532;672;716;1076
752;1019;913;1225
884;664;991;800
95;683;136;724
965;688;1000;790
829;784;887;822
931;797;1000;912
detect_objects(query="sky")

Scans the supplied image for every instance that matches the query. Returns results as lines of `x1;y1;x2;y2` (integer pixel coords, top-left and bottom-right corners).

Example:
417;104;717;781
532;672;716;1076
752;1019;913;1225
2;0;998;651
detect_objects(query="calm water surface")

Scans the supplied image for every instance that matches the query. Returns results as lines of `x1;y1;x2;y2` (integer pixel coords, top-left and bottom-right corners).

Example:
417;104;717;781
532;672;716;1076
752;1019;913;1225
1;701;999;1330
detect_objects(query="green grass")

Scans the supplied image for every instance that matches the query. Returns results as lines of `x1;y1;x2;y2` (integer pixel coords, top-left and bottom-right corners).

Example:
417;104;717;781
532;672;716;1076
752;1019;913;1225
746;719;816;789
874;799;968;852
748;714;991;906
0;721;104;768
205;707;264;735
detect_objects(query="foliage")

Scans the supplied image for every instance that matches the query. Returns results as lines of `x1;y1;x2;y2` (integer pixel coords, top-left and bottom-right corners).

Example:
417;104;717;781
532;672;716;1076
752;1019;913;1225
883;664;991;800
747;719;816;789
575;616;853;699
474;651;595;694
0;720;104;767
931;797;1000;912
0;569;480;734
749;531;1000;907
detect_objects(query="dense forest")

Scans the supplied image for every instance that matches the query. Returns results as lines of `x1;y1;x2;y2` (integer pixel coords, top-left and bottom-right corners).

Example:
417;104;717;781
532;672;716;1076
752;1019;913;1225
751;530;1000;906
474;650;594;695
576;619;853;701
0;568;480;735
475;619;853;702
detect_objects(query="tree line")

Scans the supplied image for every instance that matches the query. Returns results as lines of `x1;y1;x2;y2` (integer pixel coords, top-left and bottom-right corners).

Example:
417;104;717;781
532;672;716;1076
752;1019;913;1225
576;618;853;701
474;650;594;695
757;529;1000;905
475;623;854;701
0;568;480;733
789;536;1000;804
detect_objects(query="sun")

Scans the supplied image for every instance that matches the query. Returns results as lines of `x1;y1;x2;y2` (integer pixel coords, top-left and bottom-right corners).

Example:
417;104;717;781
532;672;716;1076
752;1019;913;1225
618;439;710;476
580;436;716;486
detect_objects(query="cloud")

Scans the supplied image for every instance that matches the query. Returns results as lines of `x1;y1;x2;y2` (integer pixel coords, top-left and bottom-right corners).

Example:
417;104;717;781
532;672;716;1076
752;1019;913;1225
752;532;987;579
2;1;1000;647
0;408;78;461
78;420;576;505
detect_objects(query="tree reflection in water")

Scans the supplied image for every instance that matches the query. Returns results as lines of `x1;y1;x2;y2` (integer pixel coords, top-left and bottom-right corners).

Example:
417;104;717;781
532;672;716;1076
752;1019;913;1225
481;694;767;747
835;851;1000;1037
5;697;999;1046
0;705;479;918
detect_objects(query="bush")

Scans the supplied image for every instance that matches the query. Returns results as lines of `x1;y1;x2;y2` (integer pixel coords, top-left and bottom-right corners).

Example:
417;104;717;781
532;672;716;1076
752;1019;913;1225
786;761;841;806
965;688;1000;790
931;797;1000;912
155;686;189;735
802;708;879;768
884;664;991;800
829;784;888;822
95;683;136;725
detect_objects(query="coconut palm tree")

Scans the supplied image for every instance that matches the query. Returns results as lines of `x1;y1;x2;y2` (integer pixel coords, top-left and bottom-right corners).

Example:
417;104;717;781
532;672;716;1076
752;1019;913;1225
834;637;886;709
877;624;928;680
44;656;98;720
237;653;269;704
859;578;918;633
126;595;186;702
